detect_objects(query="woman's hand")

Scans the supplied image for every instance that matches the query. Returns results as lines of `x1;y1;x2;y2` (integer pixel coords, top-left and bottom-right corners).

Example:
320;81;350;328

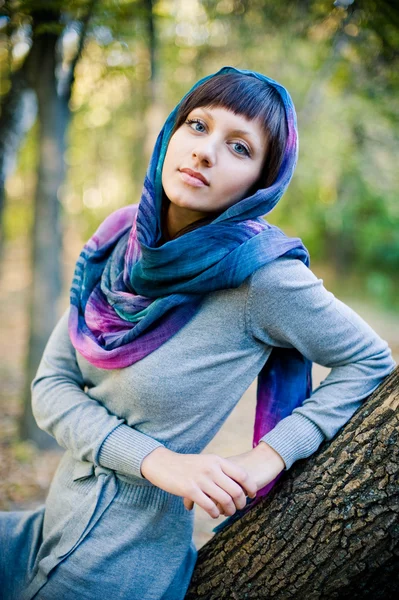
183;442;286;515
140;447;258;519
226;441;285;489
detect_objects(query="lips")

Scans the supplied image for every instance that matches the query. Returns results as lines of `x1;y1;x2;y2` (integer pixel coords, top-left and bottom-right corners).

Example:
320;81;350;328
179;168;209;186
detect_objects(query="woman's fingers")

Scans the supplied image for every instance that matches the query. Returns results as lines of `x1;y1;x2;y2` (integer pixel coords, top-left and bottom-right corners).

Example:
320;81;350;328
184;486;221;518
219;458;258;498
211;469;255;511
201;478;246;515
188;486;242;519
181;454;258;518
217;482;245;512
183;498;194;511
183;495;228;517
183;468;257;517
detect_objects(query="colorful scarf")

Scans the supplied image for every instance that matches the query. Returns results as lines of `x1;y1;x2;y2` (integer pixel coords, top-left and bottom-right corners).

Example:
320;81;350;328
68;66;313;530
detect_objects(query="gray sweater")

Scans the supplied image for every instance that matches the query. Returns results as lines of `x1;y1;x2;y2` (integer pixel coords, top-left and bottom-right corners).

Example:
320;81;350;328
31;256;396;489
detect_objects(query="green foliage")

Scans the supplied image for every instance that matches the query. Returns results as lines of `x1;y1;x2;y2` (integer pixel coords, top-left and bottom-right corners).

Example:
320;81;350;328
10;439;37;463
2;0;398;311
3;122;37;241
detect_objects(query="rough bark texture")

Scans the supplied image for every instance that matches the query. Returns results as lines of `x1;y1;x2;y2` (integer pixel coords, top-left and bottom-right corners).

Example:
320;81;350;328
0;8;36;267
19;11;67;449
186;366;399;599
19;3;96;448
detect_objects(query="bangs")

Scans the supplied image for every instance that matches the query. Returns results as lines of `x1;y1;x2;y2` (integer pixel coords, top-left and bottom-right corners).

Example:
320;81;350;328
172;73;286;139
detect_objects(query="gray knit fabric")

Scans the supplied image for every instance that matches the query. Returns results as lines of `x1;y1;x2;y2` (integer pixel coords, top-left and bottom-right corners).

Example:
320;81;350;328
0;256;395;600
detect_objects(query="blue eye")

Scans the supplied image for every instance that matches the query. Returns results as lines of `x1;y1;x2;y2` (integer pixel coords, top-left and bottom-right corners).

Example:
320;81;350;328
185;118;250;157
185;118;206;132
232;142;250;156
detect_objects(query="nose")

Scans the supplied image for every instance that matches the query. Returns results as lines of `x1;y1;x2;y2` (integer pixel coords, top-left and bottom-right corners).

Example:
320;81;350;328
191;138;216;167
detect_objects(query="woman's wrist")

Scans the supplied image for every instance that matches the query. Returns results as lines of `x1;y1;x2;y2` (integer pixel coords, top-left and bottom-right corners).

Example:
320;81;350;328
254;441;286;471
250;442;286;491
224;442;286;494
140;446;174;479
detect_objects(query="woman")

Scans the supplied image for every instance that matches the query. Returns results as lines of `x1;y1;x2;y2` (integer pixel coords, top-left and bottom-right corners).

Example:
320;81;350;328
0;66;395;600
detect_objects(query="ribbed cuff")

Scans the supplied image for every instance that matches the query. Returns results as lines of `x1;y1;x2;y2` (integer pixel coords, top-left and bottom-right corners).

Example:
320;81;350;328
259;412;325;471
98;424;165;479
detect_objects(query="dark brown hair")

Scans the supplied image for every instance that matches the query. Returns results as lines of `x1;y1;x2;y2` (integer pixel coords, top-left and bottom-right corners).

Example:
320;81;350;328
161;72;288;241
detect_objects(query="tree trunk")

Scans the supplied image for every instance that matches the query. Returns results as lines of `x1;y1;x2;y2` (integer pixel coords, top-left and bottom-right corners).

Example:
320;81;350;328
19;12;65;448
19;2;96;448
0;70;34;269
143;0;165;161
186;366;399;599
0;3;37;268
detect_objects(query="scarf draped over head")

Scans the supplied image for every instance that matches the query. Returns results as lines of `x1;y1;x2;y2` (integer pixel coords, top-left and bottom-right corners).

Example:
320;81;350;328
68;66;313;530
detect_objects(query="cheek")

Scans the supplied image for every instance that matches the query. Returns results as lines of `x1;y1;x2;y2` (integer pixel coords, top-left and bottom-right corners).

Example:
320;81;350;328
221;166;262;202
164;139;183;173
242;162;264;187
166;130;185;156
162;143;178;185
225;166;259;190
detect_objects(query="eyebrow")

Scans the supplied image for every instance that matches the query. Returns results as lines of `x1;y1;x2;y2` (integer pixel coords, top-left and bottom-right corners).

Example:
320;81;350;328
195;107;258;140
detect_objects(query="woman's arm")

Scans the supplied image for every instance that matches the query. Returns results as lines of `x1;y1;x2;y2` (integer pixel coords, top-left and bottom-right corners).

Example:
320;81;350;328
33;308;259;516
246;256;397;471
31;308;165;479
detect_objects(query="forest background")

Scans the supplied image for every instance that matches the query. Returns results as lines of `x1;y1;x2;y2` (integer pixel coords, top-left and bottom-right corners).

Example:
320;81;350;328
0;0;398;548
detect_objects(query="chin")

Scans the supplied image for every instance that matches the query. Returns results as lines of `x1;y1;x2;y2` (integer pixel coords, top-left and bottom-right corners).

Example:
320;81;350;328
169;192;200;210
175;201;203;212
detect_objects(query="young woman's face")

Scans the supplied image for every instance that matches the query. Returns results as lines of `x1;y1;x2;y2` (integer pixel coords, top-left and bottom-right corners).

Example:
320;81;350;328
161;106;268;219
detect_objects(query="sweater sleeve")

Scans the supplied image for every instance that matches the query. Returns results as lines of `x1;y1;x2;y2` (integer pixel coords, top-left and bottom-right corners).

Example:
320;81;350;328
247;256;397;470
31;308;165;479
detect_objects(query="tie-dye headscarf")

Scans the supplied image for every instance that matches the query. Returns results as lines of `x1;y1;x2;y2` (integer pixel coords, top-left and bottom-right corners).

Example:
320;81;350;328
68;66;313;530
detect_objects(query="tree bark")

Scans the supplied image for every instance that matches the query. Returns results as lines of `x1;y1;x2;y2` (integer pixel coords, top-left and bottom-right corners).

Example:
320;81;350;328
0;69;34;268
0;2;37;268
19;3;96;447
19;10;65;448
186;366;399;599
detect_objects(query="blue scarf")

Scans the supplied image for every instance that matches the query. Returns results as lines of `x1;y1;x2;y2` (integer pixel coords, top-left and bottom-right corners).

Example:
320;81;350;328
68;66;313;532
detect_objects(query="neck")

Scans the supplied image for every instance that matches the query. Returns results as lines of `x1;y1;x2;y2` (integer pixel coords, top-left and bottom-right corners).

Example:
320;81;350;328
165;203;209;239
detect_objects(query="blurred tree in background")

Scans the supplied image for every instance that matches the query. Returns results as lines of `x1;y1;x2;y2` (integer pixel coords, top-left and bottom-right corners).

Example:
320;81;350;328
0;0;398;452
